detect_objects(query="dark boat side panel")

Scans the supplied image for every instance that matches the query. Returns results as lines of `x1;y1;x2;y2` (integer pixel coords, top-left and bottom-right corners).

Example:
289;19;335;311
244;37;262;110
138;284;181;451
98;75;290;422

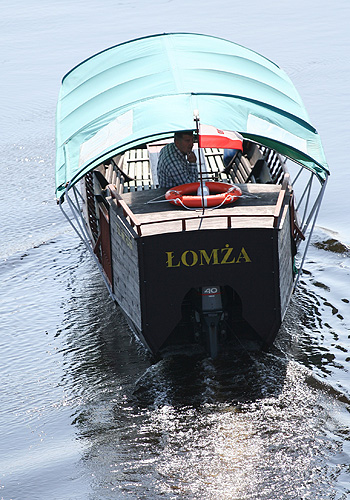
278;205;294;319
138;227;282;353
110;208;142;332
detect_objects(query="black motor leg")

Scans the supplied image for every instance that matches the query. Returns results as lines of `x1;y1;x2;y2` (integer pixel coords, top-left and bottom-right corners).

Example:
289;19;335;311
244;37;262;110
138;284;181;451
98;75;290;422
201;286;223;359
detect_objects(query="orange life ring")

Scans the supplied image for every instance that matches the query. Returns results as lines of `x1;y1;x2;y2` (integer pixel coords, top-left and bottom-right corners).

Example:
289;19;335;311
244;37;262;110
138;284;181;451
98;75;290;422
165;181;242;209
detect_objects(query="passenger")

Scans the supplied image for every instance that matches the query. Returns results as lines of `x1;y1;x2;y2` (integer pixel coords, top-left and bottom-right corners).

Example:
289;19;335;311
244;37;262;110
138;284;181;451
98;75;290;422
157;131;198;187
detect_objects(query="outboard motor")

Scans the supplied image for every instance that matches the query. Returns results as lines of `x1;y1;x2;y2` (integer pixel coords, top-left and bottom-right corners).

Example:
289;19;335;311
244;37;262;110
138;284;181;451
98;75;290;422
199;286;224;358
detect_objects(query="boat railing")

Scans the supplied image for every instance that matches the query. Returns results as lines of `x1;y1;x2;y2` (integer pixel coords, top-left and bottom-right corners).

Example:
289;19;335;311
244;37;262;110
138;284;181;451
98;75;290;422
110;190;143;236
59;184;115;298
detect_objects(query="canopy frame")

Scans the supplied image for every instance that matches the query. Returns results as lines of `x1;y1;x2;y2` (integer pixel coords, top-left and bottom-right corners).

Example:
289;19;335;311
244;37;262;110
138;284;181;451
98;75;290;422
56;33;329;200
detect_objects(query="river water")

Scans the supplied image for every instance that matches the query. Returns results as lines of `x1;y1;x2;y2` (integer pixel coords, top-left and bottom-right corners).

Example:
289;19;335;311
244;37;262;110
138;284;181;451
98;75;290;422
1;1;349;499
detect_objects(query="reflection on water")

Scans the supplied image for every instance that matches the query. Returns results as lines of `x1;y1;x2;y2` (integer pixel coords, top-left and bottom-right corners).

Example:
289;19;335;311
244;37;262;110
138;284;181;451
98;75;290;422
54;242;350;499
68;351;349;499
291;230;350;398
1;226;349;499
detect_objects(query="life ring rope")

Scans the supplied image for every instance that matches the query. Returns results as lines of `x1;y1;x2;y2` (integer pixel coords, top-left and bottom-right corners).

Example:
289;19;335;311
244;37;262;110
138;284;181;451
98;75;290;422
165;181;242;210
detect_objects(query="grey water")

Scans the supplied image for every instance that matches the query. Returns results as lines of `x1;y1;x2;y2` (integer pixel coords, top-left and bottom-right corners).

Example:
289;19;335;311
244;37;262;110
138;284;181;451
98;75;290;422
1;1;349;498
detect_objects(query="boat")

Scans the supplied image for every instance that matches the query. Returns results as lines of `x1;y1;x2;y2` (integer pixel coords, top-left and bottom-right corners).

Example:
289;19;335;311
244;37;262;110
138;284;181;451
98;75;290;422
55;33;329;358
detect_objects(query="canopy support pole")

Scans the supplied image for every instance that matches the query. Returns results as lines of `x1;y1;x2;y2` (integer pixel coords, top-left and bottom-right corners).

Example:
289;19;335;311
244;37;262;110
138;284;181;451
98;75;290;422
59;185;114;299
293;174;328;292
193;110;205;214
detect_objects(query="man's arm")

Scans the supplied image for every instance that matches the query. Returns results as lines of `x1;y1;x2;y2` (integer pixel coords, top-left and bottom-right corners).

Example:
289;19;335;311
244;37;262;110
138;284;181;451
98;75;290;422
187;151;197;164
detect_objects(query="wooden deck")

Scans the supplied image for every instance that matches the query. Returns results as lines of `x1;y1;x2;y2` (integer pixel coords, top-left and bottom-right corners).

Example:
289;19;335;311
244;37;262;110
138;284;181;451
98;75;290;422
112;183;287;237
100;144;290;238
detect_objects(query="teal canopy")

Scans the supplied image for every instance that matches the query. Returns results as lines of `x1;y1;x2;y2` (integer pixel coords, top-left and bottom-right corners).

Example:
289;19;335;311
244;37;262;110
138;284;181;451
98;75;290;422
55;33;329;199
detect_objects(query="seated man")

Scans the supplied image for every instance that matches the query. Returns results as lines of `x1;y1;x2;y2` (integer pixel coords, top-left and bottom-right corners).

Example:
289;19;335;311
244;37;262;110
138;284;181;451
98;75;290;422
157;131;198;187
